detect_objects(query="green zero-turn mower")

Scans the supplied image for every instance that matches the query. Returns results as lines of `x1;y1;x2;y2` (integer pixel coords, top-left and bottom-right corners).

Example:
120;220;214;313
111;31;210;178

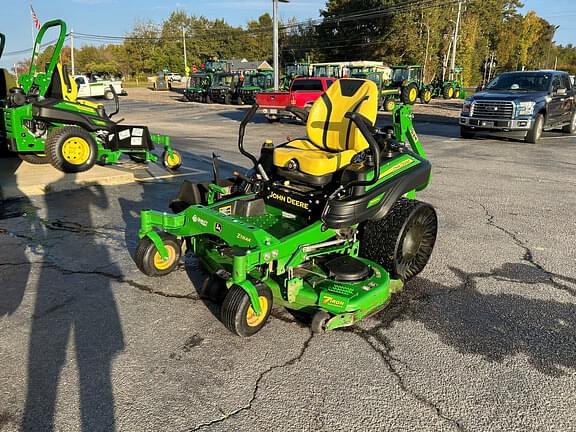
1;19;182;173
135;79;438;337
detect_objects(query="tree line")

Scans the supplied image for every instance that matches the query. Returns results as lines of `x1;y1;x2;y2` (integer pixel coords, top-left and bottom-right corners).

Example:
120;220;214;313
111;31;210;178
18;1;576;86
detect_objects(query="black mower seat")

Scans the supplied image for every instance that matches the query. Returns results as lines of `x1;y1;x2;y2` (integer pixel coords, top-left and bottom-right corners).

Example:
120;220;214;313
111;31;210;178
0;68;17;101
273;79;378;178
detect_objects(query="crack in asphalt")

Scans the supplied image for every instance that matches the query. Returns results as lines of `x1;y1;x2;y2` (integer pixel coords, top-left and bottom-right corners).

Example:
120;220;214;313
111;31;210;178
476;201;576;297
188;333;315;431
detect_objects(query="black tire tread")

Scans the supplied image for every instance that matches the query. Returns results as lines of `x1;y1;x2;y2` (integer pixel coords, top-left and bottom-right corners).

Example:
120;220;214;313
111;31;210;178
134;233;181;277
18;153;49;165
221;284;272;337
359;198;437;281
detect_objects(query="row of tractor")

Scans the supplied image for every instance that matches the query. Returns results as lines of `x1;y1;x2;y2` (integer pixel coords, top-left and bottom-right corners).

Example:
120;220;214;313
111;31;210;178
0;20;182;174
183;60;465;118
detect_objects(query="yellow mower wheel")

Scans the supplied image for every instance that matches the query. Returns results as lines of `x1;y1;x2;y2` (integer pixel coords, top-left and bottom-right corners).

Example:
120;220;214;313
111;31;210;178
162;150;182;171
46;126;98;173
221;283;273;337
134;233;181;277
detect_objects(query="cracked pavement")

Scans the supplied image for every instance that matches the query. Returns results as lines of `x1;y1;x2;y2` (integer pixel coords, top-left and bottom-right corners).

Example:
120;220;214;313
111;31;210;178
1;100;576;431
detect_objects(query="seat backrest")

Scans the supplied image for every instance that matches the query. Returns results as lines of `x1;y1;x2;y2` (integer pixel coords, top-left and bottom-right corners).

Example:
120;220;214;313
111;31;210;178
45;63;78;101
306;79;378;153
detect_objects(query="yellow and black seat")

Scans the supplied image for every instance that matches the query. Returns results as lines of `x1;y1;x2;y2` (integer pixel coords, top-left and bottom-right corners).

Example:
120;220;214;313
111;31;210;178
0;68;17;102
273;79;378;184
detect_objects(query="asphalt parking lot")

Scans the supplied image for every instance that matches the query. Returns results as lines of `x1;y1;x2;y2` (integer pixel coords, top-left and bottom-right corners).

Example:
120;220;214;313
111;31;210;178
1;94;576;431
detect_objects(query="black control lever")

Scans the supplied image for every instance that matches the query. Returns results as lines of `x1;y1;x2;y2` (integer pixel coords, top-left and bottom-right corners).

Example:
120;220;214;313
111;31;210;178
108;84;120;118
342;111;381;189
237;104;270;181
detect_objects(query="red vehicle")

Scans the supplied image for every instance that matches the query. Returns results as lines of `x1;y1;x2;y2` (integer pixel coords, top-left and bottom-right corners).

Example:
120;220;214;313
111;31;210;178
255;77;335;122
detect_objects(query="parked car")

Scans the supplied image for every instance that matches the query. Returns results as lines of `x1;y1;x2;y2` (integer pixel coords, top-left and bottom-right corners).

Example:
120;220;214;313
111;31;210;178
166;73;183;82
74;75;127;100
460;70;576;143
255;77;335;122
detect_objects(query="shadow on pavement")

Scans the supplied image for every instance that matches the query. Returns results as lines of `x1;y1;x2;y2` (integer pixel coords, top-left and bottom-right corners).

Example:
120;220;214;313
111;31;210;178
21;175;125;431
406;264;576;377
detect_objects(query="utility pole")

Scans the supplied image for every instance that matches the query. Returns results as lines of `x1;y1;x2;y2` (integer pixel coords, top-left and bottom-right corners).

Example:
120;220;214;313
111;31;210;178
182;27;188;77
70;28;75;76
273;0;289;91
449;0;462;80
422;22;430;83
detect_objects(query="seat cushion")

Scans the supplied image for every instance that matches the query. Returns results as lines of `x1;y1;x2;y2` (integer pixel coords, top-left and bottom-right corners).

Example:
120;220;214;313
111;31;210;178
274;139;358;177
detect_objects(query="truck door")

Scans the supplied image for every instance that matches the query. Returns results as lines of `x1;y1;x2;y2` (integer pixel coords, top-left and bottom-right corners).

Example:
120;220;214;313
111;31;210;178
561;74;574;123
75;76;89;98
548;75;565;126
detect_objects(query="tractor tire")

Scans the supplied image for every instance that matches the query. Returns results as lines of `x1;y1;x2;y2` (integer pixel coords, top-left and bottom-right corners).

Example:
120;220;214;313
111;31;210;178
359;198;438;282
453;88;461;99
460;126;476;139
45;126;98;173
104;90;114;100
383;98;396;112
205;95;212;104
420;88;432;104
562;111;576;134
443;85;454;99
162;150;182;171
18;153;49;165
401;83;419;105
134;233;181;277
525;113;544;144
236;96;244;105
224;94;232;105
221;283;272;337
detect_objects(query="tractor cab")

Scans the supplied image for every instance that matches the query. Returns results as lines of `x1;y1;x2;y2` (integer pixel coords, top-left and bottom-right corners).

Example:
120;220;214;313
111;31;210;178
184;72;212;102
208;72;241;104
238;72;273;104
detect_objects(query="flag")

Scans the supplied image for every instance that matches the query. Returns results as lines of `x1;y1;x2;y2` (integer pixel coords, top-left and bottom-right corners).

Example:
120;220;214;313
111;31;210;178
30;5;41;30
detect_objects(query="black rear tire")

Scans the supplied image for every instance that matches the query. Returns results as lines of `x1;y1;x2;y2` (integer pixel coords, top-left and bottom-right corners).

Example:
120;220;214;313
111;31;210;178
134;233;181;277
18;153;49;165
443;85;454;99
200;274;228;305
420;88;432;104
45;126;98;173
221;283;272;337
460;126;475;139
383;98;396;112
359;198;438;282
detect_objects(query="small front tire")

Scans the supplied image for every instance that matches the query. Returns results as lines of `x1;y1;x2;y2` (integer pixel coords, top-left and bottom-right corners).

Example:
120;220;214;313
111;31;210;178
162;150;182;171
221;284;272;337
134;233;181;277
311;311;330;333
383;98;396;112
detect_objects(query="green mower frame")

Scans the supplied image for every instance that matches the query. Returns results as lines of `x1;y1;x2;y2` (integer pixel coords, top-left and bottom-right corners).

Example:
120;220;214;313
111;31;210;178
1;19;182;173
135;85;437;337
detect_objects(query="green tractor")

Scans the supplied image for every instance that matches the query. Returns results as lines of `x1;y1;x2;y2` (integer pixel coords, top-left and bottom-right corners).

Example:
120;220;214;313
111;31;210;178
134;79;438;337
381;65;432;112
183;72;212;103
429;66;465;99
207;71;241;105
281;63;311;90
237;71;273;105
1;20;182;173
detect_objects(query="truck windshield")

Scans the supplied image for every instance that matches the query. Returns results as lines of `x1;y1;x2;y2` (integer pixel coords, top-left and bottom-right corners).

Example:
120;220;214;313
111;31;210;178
486;73;551;92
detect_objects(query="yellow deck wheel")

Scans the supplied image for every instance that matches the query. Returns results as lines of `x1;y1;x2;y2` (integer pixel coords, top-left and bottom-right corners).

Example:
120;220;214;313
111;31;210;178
152;244;177;271
61;136;91;165
246;296;270;327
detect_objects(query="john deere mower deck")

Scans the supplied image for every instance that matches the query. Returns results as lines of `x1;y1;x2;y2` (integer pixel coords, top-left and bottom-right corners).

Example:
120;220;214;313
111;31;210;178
0;20;182;173
135;79;438;336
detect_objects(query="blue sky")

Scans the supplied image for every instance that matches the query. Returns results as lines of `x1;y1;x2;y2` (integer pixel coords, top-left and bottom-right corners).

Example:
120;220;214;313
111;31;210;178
1;0;574;68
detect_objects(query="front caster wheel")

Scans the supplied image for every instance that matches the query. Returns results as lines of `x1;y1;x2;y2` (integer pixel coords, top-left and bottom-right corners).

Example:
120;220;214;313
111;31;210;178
221;284;272;337
134;233;181;276
311;310;331;333
162;150;182;170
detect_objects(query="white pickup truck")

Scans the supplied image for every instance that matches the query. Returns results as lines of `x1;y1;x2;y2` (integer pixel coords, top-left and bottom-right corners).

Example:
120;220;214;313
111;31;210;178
74;75;127;100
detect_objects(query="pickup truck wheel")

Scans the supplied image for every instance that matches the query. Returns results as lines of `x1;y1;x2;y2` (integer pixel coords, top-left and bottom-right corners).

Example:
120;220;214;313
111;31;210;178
562;111;576;134
460;126;475;139
525;114;544;144
104;90;114;100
